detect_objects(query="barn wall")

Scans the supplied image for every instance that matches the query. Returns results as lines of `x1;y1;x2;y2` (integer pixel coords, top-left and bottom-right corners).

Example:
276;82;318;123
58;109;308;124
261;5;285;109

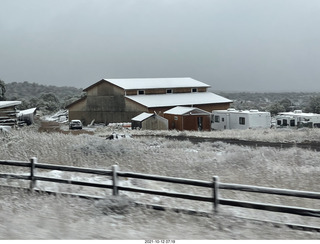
86;81;124;96
125;87;207;96
0;105;19;126
164;113;211;131
68;98;87;111
182;114;211;131
69;82;149;125
164;114;183;130
147;106;175;117
196;103;231;113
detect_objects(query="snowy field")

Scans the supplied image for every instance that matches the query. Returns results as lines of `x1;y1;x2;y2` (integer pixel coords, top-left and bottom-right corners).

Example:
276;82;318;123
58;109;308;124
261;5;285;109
0;126;320;239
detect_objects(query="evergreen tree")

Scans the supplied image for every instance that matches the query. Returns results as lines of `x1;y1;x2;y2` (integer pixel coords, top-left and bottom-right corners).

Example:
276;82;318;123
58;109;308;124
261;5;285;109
306;96;320;114
0;79;6;101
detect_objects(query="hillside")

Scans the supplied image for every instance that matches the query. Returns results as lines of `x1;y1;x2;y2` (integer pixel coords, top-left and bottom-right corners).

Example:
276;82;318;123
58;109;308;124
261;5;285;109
217;91;320;112
4;81;82;101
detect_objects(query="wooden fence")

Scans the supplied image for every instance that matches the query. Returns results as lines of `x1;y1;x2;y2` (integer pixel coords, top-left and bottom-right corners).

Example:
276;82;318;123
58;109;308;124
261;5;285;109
0;157;320;218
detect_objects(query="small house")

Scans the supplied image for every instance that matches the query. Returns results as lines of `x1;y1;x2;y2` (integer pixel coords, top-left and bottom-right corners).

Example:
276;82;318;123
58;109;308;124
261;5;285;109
164;106;211;131
211;109;271;130
131;112;168;130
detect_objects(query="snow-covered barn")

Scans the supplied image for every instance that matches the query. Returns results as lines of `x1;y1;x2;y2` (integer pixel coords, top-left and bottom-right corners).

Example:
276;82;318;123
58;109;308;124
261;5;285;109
211;109;271;130
164;106;211;131
66;78;232;125
131;112;168;130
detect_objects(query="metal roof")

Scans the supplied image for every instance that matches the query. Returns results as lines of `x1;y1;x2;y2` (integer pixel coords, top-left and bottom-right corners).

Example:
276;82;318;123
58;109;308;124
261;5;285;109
126;92;232;108
103;77;210;90
131;112;154;121
164;106;211;115
0;101;21;109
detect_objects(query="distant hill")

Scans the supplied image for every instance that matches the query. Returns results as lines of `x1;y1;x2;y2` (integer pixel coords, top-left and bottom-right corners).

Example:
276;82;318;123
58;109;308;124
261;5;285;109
216;91;320;112
4;81;82;101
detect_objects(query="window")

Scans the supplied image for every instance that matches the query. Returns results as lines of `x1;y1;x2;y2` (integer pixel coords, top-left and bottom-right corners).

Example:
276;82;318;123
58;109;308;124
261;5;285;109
283;119;288;126
138;90;145;95
191;88;198;93
214;115;220;123
239;117;245;125
290;119;295;126
166;89;173;94
197;117;203;131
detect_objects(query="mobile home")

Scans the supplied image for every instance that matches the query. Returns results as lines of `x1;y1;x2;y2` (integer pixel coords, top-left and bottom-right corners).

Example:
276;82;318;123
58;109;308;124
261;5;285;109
275;110;320;128
211;109;271;130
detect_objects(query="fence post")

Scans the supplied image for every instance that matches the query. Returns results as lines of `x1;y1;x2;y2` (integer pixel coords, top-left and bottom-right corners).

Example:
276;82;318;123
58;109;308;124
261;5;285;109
213;176;219;213
30;157;37;190
112;165;119;196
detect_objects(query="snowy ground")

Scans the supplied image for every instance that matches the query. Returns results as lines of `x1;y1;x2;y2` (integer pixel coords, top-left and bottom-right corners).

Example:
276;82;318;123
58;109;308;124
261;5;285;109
0;186;318;240
0;126;320;239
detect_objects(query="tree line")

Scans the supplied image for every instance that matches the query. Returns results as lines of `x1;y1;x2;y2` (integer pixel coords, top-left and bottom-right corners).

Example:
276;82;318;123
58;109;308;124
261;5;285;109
1;79;320;116
218;91;320;116
0;79;83;114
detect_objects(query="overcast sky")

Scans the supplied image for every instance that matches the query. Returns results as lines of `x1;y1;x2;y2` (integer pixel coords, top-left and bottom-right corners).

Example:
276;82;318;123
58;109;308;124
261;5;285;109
1;0;320;92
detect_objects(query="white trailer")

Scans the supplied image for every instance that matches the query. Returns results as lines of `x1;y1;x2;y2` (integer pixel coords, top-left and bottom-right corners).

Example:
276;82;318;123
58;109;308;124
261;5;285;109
211;109;272;130
275;110;320;128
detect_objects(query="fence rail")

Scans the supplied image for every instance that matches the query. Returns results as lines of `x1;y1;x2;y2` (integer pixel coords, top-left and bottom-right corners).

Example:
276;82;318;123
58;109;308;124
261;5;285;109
0;157;319;218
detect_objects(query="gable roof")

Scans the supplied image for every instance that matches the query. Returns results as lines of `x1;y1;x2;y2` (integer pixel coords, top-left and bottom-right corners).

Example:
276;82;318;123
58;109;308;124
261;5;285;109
131;112;154;122
164;106;211;115
101;77;210;90
126;92;232;108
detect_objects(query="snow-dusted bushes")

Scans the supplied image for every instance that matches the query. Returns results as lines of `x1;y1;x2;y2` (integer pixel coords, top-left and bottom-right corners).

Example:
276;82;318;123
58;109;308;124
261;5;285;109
2;186;318;239
120;127;320;143
1;127;320;238
1;128;319;194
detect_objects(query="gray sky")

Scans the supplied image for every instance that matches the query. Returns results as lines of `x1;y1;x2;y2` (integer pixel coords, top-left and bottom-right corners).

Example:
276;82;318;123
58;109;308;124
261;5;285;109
1;0;320;92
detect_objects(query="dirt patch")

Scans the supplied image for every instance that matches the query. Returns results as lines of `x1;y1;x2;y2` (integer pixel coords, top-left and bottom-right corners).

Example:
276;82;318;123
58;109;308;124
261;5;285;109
38;121;94;135
134;135;320;151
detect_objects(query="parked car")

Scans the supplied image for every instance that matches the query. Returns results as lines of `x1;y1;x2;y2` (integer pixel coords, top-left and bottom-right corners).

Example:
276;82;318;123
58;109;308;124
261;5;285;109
69;120;83;130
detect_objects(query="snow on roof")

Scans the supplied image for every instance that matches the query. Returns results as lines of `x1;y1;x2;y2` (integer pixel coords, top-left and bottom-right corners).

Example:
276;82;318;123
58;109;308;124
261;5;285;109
126;92;232;108
0;101;21;109
18;107;37;116
164;106;210;115
103;77;210;90
277;110;320;117
213;109;270;114
131;112;154;121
